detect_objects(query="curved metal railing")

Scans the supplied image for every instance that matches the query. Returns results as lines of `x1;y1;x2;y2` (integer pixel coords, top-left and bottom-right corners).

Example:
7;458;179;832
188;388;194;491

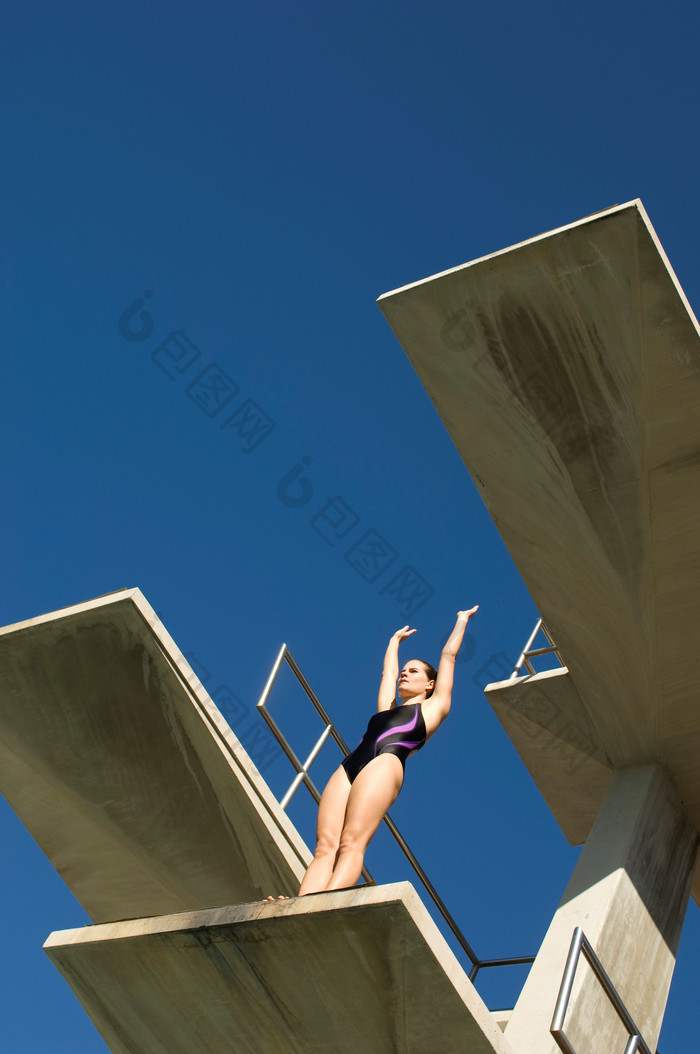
510;617;564;679
551;927;653;1054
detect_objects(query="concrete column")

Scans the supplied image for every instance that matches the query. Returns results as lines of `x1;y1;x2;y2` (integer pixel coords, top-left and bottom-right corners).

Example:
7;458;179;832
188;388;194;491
505;764;698;1054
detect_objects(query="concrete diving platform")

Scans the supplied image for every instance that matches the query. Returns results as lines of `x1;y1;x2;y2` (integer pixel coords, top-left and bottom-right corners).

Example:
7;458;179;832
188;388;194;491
0;588;310;921
45;882;515;1054
379;201;700;1051
378;200;700;905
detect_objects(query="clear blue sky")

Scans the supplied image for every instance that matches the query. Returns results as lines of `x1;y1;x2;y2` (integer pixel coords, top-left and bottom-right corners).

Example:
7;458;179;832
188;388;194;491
2;1;698;1049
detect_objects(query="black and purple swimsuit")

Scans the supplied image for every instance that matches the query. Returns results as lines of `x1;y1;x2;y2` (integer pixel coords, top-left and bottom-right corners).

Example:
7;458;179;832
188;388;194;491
341;703;427;783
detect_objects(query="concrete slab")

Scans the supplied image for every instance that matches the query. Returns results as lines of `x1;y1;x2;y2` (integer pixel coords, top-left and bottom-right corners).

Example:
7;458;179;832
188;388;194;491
378;202;700;902
485;668;615;845
45;882;515;1054
0;589;310;921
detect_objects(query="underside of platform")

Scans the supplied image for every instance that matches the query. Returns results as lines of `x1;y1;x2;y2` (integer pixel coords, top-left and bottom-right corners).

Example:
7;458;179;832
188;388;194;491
0;589;310;921
45;882;514;1054
485;667;615;845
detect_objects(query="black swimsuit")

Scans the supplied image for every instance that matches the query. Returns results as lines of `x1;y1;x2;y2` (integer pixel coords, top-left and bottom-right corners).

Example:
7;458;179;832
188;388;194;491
341;703;427;784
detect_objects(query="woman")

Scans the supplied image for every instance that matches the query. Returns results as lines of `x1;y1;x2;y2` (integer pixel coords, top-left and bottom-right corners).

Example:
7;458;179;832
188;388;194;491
297;606;478;895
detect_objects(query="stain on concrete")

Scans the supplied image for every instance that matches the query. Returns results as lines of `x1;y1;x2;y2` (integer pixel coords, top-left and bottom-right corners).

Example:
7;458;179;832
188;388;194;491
474;287;643;586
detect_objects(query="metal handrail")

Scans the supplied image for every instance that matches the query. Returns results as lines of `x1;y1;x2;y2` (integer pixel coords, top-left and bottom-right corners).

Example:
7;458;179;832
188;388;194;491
551;927;653;1054
511;618;564;679
256;643;535;985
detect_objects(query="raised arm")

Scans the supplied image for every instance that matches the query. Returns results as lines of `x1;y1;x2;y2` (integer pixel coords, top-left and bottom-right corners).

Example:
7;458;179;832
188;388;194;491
377;625;416;711
425;606;479;730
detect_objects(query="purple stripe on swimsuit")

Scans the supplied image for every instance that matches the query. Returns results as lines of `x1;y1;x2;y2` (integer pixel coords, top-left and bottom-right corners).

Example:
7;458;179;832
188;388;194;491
373;706;420;756
341;703;427;784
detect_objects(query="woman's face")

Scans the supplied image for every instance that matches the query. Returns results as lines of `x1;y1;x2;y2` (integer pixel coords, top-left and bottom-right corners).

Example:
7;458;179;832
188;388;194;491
397;660;434;700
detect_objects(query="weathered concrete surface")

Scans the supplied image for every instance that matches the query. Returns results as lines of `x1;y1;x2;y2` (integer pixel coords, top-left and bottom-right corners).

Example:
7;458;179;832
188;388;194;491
504;765;698;1054
0;589;310;921
45;882;515;1054
378;201;700;903
485;668;615;845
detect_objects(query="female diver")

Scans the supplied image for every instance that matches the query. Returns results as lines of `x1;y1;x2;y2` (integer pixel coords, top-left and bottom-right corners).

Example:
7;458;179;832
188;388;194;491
296;606;479;896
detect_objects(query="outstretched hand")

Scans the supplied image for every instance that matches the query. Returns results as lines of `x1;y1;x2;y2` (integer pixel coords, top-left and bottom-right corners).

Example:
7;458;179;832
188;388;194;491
457;605;479;621
392;625;417;642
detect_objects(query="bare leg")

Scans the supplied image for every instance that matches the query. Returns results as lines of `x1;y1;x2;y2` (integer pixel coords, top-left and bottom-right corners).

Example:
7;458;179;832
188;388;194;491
298;766;352;895
325;754;403;891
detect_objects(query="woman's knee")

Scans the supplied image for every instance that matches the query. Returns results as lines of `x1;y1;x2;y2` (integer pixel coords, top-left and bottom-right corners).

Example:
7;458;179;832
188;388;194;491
337;824;367;856
314;831;340;861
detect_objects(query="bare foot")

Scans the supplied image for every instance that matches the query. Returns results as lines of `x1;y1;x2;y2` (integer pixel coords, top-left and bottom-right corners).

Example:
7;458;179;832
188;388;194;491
263;895;289;902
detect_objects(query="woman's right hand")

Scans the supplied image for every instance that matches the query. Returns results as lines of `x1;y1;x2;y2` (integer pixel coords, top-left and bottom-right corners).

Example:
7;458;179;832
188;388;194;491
392;625;417;642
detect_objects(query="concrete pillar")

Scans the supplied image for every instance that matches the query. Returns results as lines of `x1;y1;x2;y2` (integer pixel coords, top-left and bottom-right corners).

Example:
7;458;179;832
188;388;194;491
505;764;698;1054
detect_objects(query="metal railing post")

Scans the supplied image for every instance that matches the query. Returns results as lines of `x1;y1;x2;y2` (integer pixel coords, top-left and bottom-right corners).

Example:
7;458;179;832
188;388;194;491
280;724;333;810
511;618;543;678
257;643;288;709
